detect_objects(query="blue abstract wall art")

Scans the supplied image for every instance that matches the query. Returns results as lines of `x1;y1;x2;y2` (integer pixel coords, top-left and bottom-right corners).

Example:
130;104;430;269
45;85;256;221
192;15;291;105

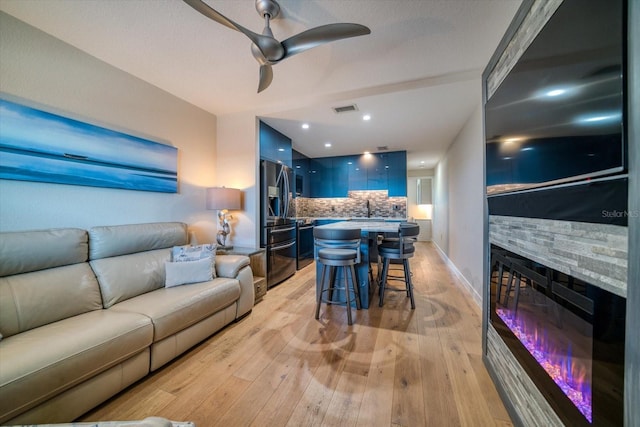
0;98;178;193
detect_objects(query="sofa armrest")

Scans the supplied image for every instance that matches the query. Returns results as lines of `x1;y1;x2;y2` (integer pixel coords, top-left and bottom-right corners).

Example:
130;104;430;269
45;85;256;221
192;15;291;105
215;255;249;278
216;255;254;317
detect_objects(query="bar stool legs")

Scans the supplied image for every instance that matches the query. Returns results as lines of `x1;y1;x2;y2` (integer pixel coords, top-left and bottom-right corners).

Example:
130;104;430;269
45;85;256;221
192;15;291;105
315;261;361;325
378;257;415;309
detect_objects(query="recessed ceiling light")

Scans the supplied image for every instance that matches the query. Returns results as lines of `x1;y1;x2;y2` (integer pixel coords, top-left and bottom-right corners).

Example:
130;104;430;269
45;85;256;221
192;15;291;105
325;143;332;148
420;161;425;164
302;123;309;129
363;114;371;121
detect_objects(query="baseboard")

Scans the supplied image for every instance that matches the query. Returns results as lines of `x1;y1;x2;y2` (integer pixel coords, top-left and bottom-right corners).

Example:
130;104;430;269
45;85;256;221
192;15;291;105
431;242;482;307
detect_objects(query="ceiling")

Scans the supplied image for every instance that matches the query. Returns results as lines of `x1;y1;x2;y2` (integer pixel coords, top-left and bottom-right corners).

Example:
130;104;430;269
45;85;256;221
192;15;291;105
0;0;522;170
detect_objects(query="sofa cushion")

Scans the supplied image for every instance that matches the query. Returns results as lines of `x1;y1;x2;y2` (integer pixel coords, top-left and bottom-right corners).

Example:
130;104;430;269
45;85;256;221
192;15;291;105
0;228;88;277
0;263;103;338
89;222;188;260
91;249;169;309
0;310;153;422
109;277;241;342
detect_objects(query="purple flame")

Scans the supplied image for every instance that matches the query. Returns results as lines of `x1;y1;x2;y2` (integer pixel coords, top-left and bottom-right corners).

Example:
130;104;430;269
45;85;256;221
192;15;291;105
497;307;592;423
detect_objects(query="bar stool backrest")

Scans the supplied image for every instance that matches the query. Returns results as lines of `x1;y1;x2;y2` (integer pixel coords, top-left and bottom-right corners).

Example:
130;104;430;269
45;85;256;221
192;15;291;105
313;227;361;263
398;223;420;255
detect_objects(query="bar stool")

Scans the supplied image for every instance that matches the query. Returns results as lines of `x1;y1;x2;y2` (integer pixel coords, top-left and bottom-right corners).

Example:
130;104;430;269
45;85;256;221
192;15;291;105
314;227;362;325
378;223;419;309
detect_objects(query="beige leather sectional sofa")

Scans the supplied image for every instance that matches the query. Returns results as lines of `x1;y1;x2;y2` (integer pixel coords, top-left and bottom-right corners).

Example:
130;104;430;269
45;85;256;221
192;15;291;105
0;222;255;425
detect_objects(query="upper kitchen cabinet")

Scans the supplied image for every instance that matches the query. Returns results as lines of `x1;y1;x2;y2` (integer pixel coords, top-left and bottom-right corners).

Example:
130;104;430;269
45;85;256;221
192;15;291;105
366;153;389;191
386;151;407;196
331;156;350;197
302;150;407;198
309;157;334;198
259;121;292;167
348;155;368;191
355;151;407;196
292;149;311;197
308;156;350;198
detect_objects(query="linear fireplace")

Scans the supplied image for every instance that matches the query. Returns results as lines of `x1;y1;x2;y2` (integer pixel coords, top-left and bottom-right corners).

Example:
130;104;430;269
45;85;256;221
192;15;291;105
490;245;625;426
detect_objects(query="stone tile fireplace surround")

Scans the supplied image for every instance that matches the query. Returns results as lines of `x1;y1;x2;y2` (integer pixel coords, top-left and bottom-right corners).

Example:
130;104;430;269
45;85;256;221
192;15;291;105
481;0;635;425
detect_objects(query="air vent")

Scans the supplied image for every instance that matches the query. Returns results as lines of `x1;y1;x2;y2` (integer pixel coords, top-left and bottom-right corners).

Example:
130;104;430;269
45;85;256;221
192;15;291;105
332;104;358;114
377;146;388;151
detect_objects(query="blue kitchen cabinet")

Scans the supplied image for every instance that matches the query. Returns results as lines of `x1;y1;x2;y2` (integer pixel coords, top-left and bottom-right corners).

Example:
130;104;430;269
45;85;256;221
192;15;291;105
310;158;334;198
259;121;292;167
331;156;350;197
387;151;407;196
307;150;407;197
292;149;310;198
348;155;368;191
367;153;389;191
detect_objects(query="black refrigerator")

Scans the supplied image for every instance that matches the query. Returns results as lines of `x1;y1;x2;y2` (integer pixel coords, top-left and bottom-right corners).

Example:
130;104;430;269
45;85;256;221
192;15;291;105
260;160;297;288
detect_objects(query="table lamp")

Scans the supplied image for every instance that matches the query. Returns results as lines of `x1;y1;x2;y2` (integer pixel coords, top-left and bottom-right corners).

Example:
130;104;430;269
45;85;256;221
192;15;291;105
206;187;242;249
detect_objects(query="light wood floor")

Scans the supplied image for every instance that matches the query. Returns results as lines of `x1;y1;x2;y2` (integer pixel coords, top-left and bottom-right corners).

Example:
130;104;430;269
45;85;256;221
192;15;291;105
80;242;513;426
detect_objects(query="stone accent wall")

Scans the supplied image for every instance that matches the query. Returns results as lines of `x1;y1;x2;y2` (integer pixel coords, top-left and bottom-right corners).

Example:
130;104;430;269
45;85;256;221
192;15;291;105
483;1;629;425
292;190;407;219
486;0;563;99
489;215;628;298
487;326;564;427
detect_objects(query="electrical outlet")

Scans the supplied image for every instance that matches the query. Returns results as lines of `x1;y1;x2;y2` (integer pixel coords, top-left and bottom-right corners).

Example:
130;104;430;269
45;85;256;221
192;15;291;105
392;204;400;211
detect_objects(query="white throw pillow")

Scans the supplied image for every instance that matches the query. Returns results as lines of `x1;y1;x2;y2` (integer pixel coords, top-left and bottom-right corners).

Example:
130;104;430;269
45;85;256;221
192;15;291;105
171;243;217;278
165;257;213;288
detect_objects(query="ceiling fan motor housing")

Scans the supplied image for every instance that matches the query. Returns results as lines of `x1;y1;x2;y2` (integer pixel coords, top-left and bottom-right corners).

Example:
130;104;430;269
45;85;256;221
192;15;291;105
255;0;280;19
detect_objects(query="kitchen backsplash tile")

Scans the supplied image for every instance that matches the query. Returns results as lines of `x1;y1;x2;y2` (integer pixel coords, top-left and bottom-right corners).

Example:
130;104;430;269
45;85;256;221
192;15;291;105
290;190;407;218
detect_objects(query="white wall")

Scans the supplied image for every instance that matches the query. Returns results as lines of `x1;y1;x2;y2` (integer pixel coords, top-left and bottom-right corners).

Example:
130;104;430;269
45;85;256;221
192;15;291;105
432;96;485;304
216;112;260;247
0;12;220;243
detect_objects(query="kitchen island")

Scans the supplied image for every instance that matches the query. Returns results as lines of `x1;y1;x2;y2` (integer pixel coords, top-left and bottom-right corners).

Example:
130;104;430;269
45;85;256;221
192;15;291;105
314;220;405;309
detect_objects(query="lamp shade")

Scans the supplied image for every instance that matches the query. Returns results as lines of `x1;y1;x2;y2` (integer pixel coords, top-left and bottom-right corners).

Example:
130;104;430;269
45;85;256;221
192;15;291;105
206;187;241;210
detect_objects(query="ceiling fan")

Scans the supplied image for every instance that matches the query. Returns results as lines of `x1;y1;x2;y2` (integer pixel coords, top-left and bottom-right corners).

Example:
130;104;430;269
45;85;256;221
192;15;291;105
183;0;371;93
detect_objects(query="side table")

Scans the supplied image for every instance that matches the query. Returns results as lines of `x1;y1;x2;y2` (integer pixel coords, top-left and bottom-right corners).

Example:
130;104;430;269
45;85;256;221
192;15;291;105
217;247;267;303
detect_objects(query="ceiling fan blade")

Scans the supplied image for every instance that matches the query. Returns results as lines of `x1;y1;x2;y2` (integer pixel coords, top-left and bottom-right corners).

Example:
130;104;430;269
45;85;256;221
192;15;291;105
183;0;283;60
281;23;371;59
258;64;274;93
